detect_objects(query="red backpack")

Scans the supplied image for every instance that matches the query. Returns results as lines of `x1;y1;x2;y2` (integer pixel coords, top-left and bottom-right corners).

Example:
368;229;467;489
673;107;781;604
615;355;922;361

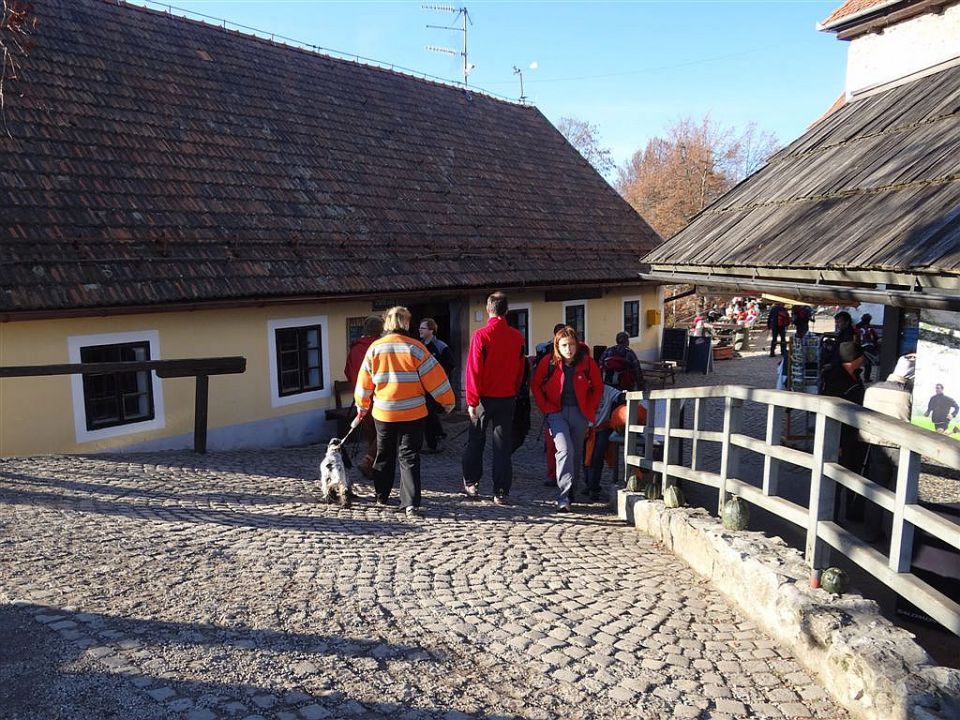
777;307;790;328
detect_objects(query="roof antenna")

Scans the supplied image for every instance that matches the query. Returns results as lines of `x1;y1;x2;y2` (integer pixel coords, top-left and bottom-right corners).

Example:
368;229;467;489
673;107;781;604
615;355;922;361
424;5;473;85
513;61;537;104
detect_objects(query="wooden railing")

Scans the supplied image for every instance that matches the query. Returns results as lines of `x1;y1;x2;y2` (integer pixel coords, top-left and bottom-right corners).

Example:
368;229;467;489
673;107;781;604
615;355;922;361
0;358;246;453
623;385;960;636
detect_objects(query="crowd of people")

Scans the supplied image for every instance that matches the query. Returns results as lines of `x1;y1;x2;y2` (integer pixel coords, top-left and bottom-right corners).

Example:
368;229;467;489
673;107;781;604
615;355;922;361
346;291;639;516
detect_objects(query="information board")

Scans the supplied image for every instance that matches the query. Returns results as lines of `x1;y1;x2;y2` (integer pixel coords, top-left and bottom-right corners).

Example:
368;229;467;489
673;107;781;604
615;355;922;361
662;328;689;364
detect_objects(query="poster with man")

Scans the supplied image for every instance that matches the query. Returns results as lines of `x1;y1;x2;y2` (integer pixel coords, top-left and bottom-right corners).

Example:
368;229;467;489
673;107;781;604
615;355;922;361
912;310;960;440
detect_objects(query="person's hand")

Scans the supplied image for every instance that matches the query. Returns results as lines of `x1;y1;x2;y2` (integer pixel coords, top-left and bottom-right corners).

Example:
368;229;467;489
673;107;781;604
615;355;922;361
467;405;477;421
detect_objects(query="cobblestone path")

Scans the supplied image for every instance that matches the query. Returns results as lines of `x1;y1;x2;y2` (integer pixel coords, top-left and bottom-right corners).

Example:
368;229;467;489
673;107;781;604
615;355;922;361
0;439;846;720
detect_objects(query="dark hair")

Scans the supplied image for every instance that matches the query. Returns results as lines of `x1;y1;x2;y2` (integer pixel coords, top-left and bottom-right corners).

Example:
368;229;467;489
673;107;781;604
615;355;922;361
420;317;437;332
835;311;852;325
552;326;587;366
616;331;630;345
486;291;508;317
363;315;384;336
552;323;565;334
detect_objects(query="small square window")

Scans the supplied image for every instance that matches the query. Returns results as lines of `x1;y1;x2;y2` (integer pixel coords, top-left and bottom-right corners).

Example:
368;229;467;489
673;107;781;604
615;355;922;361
79;341;154;431
275;325;325;397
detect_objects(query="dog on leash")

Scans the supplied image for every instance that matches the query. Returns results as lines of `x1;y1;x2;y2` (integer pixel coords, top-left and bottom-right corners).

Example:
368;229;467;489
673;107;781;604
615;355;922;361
319;437;352;507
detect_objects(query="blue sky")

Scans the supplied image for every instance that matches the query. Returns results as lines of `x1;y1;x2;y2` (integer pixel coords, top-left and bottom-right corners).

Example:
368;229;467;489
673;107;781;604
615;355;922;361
132;1;848;169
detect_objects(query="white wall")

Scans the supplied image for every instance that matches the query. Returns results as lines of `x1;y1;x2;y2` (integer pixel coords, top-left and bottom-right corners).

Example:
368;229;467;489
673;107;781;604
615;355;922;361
846;3;960;96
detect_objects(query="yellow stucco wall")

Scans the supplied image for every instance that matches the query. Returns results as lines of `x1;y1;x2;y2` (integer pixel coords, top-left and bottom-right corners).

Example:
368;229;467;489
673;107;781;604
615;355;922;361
0;301;372;456
0;285;664;456
476;284;663;358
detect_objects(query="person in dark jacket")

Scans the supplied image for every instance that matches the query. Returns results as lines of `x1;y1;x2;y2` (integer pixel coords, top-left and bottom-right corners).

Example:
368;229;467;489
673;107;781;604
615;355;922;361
925;384;959;433
822;341;867;520
461;292;527;504
419;318;456;453
767;302;789;357
531;327;603;512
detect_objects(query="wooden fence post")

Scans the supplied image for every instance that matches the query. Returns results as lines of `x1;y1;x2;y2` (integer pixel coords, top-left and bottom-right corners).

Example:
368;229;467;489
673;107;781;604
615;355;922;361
718;396;743;513
763;404;785;496
807;412;840;568
890;446;920;572
194;375;210;454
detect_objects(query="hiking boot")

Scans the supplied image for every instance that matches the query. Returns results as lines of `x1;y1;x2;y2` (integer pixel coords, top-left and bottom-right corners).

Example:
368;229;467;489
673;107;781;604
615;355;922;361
405;506;422;517
375;496;395;508
557;501;570;513
463;483;479;498
493;494;509;506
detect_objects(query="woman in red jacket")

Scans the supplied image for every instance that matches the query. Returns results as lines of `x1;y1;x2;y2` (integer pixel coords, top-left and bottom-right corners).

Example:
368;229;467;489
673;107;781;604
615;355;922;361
531;326;603;512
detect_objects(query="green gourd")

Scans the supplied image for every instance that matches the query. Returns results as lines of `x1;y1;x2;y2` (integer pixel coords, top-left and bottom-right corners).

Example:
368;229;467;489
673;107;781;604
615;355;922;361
820;567;849;595
663;485;685;509
721;495;750;531
644;480;662;501
626;474;642;492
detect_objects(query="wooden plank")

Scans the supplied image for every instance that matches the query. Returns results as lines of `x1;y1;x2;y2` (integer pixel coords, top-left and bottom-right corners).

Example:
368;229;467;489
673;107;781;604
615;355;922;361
824;461;897;513
903;504;960;552
819;521;960;636
666;464;722;489
691;398;703;472
727;477;807;528
194;375;209;454
732;433;813;470
0;357;246;378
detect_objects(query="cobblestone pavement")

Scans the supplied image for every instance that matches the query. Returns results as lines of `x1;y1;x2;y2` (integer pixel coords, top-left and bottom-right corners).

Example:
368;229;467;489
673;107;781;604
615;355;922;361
0;431;846;720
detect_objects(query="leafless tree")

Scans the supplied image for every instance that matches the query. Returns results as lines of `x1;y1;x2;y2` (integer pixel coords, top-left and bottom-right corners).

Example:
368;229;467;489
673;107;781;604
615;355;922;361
556;116;616;177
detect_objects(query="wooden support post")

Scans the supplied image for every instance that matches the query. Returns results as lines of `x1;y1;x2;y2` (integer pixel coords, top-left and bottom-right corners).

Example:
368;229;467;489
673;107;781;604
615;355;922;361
807;412;840;568
718;396;743;513
194;374;209;454
641;395;655;475
763;404;785;496
662;398;674;490
890;446;920;573
690;398;702;472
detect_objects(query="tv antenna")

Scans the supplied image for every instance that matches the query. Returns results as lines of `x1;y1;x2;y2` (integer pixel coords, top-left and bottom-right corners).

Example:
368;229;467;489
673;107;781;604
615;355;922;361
513;61;537;104
424;5;473;85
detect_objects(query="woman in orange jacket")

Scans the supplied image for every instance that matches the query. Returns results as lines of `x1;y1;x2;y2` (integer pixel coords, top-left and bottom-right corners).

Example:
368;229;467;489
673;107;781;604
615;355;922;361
531;326;603;512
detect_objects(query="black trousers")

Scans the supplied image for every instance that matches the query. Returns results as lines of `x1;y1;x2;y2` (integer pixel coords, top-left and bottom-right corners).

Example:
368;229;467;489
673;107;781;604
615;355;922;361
770;326;786;356
423;397;446;450
461;396;515;496
373;418;424;509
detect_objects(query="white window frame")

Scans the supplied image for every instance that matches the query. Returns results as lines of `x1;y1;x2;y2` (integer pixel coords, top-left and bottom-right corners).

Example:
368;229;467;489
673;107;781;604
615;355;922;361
623;296;642;341
562;300;588;344
267;315;332;408
68;329;166;444
507;302;533;356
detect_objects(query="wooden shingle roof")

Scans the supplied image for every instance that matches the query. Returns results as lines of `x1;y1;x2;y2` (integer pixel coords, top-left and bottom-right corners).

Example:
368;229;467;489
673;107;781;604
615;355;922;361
0;0;660;316
643;62;960;280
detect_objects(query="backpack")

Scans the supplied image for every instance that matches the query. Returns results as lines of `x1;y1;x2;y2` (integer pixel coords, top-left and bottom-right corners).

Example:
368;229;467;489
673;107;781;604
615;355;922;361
600;352;637;392
777;307;790;328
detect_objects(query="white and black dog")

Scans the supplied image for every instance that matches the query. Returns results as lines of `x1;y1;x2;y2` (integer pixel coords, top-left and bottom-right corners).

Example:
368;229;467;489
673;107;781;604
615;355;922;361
319;437;352;507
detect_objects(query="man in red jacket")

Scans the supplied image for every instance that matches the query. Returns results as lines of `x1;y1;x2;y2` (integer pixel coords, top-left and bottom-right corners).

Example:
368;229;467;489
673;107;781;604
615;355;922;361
462;291;526;504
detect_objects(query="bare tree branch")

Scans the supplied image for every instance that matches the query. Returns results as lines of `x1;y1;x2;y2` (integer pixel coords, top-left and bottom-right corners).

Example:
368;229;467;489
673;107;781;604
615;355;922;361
556;116;616;177
0;0;37;137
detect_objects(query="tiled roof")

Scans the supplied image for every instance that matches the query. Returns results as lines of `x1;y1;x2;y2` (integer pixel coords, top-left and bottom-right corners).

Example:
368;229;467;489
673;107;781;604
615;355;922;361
820;0;896;27
0;1;661;315
643;63;960;275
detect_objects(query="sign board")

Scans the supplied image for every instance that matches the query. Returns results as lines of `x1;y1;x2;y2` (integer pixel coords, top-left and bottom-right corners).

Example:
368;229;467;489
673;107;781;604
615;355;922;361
685;336;713;375
661;328;689;364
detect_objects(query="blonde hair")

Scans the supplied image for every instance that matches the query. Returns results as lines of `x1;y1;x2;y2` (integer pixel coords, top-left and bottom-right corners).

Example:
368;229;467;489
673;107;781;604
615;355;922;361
383;306;411;333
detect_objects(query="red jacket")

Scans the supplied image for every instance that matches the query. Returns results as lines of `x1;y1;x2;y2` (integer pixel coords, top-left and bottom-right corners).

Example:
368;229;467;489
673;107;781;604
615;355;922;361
531;351;603;424
464;316;526;406
344;335;377;387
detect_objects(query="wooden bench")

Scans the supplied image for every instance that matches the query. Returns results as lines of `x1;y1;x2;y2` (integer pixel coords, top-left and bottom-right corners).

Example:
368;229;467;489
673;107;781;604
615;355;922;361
638;360;677;389
324;380;355;438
